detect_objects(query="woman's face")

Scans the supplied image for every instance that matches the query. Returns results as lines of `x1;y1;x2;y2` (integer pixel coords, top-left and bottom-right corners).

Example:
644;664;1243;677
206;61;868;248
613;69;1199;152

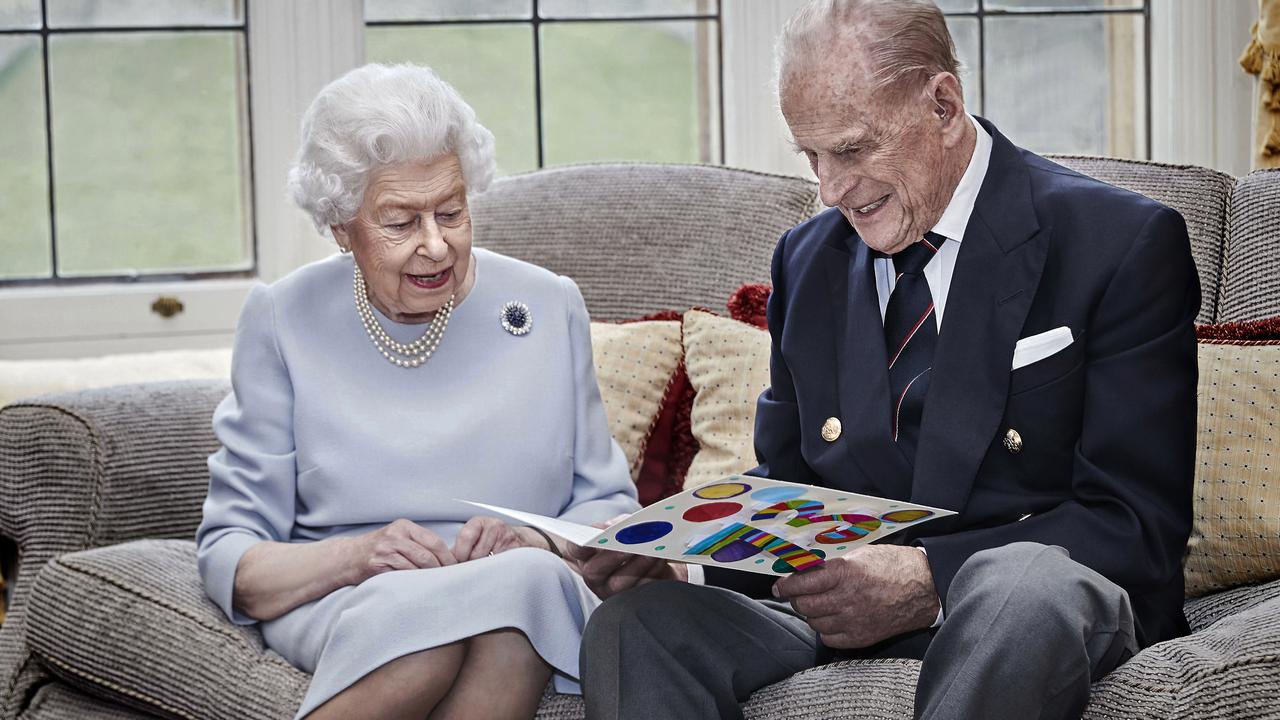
333;154;475;323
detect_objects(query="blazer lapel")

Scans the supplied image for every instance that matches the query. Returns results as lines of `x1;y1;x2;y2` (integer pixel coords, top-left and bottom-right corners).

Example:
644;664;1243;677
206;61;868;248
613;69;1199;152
910;120;1050;515
821;236;915;499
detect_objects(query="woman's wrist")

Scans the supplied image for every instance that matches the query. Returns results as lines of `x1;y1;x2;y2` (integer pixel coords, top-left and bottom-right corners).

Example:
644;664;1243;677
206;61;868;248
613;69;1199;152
329;535;367;586
515;526;561;556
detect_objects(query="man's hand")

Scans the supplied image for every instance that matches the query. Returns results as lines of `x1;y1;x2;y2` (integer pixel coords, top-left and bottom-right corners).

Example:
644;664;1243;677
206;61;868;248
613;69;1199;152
773;545;940;649
566;514;688;598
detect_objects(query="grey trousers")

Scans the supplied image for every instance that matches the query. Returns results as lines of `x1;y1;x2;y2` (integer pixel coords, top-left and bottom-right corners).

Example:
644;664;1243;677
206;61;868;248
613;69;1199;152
580;542;1138;720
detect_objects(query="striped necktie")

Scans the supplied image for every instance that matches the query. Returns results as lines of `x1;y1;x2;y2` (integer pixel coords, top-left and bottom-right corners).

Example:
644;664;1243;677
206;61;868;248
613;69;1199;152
884;233;943;466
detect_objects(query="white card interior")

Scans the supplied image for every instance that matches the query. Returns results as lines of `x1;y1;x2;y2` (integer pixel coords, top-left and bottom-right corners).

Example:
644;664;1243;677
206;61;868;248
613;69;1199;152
460;501;603;546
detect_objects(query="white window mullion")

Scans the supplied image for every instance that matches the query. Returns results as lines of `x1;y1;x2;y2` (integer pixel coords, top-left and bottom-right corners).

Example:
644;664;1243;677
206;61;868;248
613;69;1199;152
721;0;809;178
251;0;364;282
1149;0;1254;176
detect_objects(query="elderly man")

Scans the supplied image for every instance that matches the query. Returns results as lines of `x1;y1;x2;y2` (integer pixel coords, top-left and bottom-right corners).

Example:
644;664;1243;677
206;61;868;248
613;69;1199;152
573;1;1199;719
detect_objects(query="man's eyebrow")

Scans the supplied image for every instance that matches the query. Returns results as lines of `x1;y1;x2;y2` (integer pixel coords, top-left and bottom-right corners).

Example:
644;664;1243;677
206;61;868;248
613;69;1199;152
788;135;866;155
830;137;863;154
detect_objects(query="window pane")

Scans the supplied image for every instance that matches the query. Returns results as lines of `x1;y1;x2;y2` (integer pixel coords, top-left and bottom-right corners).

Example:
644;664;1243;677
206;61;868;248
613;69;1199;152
945;16;980;115
364;0;530;22
936;0;978;12
0;0;40;29
49;32;251;276
542;20;720;165
985;0;1142;10
984;13;1145;156
366;24;537;175
539;0;716;18
0;36;51;279
46;0;242;28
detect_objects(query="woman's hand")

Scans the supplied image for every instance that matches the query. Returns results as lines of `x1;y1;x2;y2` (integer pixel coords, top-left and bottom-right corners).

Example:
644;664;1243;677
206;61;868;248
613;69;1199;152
452;517;537;562
342;518;458;584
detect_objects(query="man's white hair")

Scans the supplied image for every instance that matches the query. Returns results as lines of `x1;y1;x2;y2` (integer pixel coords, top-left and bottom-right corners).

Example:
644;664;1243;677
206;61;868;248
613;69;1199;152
288;63;497;235
776;0;960;102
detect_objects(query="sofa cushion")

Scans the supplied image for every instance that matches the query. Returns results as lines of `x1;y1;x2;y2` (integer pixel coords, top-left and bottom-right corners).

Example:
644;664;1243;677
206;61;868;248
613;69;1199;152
588;319;682;482
1218;169;1280;322
471;163;819;322
681;310;771;489
743;659;919;719
1083;592;1280;719
1184;576;1280;633
27;539;307;720
1184;339;1280;597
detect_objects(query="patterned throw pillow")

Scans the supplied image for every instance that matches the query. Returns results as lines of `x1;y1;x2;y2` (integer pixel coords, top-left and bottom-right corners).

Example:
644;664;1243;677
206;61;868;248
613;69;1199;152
1183;326;1280;596
589;320;683;483
680;309;772;489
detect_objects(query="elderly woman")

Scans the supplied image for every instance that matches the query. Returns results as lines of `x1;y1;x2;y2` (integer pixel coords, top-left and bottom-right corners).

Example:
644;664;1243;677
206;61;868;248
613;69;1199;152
196;63;638;720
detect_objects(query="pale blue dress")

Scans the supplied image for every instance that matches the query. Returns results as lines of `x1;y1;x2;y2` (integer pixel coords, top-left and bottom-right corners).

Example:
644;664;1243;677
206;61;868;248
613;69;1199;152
195;249;638;718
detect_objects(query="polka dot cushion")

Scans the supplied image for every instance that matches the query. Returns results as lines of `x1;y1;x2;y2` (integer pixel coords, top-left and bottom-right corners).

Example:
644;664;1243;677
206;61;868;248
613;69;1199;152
680;310;771;489
1184;339;1280;596
589;320;683;482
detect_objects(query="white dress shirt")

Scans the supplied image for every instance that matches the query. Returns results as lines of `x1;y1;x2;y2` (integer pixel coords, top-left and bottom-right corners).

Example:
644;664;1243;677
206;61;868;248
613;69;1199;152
685;116;994;624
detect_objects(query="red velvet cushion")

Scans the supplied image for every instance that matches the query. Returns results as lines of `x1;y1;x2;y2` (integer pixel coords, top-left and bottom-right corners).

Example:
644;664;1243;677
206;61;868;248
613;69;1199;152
621;311;703;505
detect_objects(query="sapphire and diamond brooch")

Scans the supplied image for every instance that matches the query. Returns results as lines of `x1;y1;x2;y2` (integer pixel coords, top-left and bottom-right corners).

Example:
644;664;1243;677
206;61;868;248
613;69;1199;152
500;301;532;336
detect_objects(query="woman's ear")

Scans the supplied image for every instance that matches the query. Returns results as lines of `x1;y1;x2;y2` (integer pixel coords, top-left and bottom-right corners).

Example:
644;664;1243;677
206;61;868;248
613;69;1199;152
331;224;351;253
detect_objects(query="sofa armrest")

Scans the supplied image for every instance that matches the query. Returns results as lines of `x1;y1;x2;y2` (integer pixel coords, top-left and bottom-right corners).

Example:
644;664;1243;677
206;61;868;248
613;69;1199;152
0;380;228;720
0;379;228;589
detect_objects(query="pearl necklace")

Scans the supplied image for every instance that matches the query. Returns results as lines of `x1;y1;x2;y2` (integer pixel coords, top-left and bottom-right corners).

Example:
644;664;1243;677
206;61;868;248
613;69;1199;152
353;264;454;368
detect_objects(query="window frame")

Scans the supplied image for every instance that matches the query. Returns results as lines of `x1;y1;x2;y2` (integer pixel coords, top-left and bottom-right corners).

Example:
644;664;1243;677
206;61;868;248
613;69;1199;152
0;0;363;360
0;0;1253;360
363;0;726;168
943;1;1153;160
0;0;258;288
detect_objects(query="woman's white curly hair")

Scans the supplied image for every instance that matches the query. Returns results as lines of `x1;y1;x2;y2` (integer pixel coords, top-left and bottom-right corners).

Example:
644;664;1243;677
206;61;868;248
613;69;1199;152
288;63;497;236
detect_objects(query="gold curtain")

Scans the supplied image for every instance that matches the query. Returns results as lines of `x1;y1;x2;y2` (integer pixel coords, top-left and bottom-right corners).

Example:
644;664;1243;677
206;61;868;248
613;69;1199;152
1241;0;1280;169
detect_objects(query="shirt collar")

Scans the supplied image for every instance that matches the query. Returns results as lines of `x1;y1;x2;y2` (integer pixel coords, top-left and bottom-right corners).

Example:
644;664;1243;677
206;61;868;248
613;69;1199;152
929;114;992;244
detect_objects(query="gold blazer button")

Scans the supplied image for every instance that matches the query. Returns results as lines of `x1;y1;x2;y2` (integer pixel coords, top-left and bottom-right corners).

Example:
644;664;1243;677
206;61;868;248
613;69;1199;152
821;417;842;442
1003;428;1023;454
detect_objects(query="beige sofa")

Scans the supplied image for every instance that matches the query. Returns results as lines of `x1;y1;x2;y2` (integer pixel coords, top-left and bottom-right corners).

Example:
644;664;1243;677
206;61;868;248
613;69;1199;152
1;160;1277;719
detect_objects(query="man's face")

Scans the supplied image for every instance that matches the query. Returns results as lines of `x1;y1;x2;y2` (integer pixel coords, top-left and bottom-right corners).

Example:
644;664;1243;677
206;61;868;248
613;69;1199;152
782;48;958;255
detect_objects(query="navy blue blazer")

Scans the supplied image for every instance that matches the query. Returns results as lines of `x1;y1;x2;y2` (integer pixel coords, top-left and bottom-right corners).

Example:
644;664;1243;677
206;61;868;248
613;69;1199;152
706;118;1199;648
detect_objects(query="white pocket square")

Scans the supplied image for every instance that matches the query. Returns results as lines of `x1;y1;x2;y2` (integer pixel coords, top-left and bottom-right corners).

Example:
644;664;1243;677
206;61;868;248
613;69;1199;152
1011;327;1074;370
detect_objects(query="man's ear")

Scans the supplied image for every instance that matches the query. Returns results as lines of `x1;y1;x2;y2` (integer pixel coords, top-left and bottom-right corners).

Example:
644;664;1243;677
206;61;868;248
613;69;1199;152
925;72;967;142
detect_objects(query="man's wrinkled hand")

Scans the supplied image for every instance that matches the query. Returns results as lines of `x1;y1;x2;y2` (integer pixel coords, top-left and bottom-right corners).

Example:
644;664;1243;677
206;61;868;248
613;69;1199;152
772;545;939;649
